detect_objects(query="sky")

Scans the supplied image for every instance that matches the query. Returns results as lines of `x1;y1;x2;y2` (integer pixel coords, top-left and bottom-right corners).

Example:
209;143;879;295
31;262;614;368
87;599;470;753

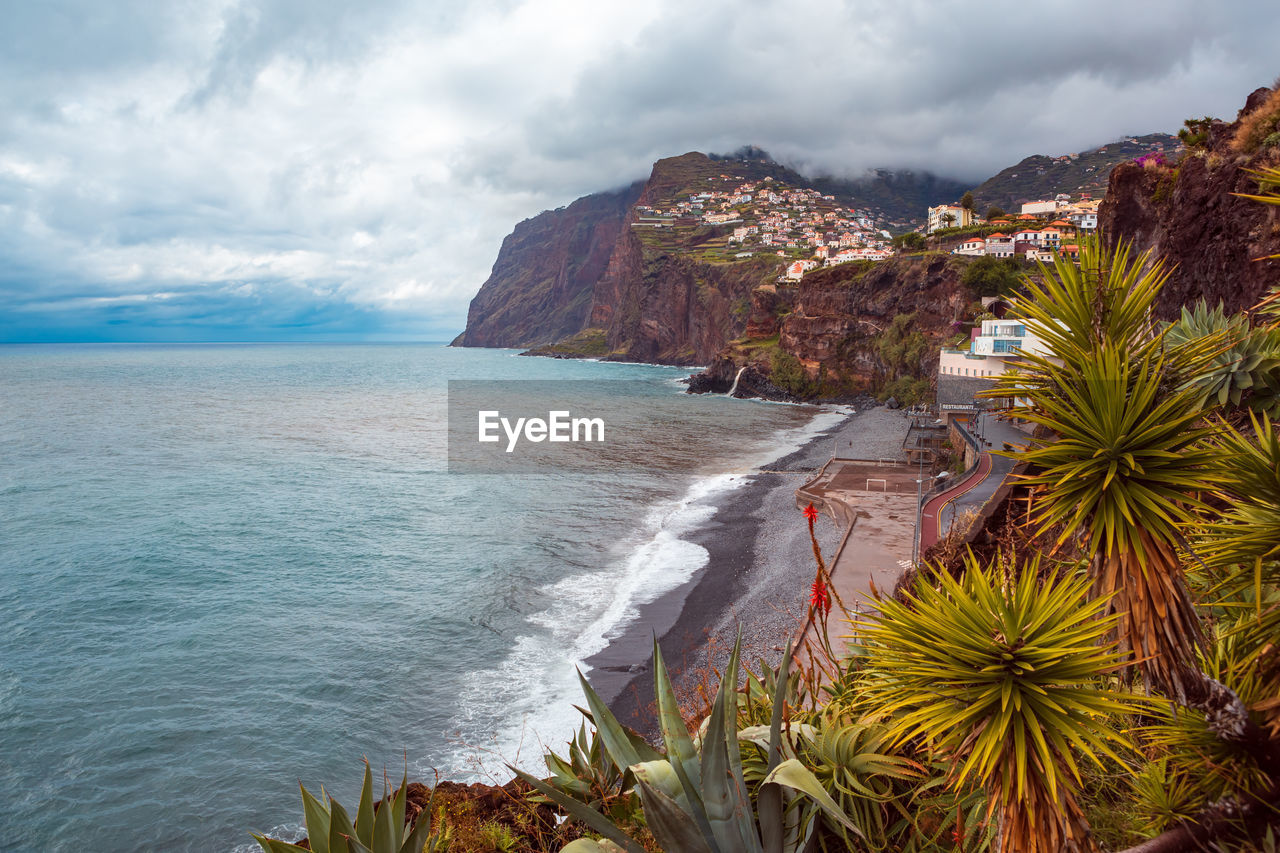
1;1;1277;343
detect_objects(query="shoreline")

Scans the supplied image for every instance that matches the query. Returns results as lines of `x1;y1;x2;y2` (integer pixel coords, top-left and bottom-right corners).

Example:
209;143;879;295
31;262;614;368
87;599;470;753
586;407;889;731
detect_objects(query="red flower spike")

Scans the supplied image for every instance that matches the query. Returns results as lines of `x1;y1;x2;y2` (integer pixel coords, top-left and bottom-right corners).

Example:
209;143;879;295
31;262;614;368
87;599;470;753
810;578;830;614
803;503;819;524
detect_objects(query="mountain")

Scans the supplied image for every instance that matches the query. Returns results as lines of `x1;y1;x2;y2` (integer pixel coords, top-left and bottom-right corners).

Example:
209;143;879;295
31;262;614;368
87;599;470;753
454;181;643;349
1100;87;1280;319
456;149;963;363
970;133;1181;211
809;169;969;227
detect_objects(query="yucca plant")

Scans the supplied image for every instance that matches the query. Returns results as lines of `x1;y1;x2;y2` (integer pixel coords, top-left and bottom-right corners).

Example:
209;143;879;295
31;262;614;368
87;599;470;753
1202;411;1280;575
514;637;860;853
983;237;1222;703
857;554;1135;853
252;763;447;853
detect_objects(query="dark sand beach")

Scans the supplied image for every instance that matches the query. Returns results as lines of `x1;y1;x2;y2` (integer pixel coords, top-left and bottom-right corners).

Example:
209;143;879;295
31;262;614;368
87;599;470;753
590;405;911;730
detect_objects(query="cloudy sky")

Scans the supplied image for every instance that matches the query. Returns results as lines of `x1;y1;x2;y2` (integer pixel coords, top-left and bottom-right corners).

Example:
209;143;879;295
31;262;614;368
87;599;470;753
2;0;1276;342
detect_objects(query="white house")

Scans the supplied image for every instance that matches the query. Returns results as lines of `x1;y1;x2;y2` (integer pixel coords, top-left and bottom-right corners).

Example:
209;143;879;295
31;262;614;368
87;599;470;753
1068;211;1098;230
785;259;819;280
953;236;987;256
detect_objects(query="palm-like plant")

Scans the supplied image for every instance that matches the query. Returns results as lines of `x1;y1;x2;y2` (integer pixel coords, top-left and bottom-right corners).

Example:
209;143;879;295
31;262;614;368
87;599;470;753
984;238;1221;701
857;555;1134;853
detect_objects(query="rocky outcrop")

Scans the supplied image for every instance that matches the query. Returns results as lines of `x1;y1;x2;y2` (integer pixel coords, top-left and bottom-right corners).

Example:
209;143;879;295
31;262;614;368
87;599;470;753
455;181;643;348
780;254;969;382
589;227;778;364
1100;87;1280;319
687;254;971;401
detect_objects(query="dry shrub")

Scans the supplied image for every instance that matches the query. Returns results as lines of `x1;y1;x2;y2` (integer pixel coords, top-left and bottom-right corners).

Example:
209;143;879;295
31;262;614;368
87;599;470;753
1232;86;1280;154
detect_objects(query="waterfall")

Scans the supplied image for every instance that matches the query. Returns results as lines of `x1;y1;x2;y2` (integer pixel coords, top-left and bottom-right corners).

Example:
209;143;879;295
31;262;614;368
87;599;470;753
726;365;747;397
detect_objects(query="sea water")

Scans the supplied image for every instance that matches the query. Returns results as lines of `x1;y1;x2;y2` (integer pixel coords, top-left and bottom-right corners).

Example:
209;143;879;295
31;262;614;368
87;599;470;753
0;343;840;851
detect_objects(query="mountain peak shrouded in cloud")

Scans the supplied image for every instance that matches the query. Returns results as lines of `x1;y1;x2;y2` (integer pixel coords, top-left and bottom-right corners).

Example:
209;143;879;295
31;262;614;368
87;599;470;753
1;0;1277;342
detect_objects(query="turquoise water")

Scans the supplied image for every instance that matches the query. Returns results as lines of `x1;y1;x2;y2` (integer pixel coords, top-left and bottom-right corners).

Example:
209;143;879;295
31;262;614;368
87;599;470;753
0;343;833;851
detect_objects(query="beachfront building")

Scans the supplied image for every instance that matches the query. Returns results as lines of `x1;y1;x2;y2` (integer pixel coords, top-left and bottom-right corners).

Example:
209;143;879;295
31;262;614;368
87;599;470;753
939;318;1053;381
937;317;1054;425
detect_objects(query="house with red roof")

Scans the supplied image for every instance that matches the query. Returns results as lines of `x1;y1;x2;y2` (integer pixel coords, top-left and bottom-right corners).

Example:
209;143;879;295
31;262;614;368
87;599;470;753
953;236;987;256
985;232;1014;258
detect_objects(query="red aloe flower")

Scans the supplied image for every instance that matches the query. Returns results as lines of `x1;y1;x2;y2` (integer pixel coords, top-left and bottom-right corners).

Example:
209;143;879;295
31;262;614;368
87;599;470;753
803;502;819;526
810;577;830;614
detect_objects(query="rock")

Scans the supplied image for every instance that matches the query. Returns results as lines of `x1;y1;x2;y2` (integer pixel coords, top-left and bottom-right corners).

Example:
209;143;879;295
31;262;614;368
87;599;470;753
779;253;969;385
885;396;900;409
1099;85;1280;319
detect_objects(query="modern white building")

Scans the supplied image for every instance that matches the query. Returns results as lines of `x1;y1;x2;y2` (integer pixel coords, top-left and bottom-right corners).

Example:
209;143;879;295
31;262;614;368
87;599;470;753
938;318;1054;379
1020;200;1060;216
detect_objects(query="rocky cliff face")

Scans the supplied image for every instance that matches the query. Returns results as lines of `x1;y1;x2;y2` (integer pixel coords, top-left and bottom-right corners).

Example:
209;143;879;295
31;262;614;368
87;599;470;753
455;181;643;348
588;226;778;364
1100;87;1280;319
689;254;970;398
456;148;975;365
779;254;966;381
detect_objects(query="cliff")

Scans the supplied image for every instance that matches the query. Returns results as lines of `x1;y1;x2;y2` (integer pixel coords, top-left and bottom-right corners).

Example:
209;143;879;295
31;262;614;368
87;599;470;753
688;253;971;399
780;253;968;380
454;181;643;348
457;149;969;364
1099;86;1280;319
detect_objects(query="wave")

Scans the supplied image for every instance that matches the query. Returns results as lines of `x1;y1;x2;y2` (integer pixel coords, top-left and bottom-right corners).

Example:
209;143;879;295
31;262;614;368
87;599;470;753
441;404;850;781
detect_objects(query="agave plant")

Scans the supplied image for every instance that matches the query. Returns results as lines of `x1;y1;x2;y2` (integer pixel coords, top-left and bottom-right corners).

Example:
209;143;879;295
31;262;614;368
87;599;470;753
857;554;1135;853
1165;301;1280;417
252;763;447;853
514;636;860;853
739;714;919;850
535;718;643;827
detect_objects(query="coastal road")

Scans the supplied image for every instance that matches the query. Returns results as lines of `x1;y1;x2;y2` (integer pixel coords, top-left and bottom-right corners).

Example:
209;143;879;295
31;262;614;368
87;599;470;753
919;451;992;552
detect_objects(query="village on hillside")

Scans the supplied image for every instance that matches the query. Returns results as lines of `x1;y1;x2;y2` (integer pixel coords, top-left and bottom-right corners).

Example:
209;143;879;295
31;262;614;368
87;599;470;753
621;141;1155;283
929;193;1101;262
630;174;897;281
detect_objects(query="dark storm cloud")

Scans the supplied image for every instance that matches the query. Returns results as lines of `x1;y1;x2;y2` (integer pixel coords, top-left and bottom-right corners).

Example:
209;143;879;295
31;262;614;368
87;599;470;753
456;0;1280;192
1;0;1276;341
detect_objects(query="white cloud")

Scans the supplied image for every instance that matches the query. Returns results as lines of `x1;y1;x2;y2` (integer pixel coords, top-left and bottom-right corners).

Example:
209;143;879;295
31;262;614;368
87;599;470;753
1;0;1277;340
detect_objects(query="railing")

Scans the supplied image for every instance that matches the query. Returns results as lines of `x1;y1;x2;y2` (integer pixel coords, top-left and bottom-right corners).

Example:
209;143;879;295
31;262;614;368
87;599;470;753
920;417;981;504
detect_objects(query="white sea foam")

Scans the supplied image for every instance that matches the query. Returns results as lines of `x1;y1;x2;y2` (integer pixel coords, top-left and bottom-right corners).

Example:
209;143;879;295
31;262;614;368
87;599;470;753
443;403;851;781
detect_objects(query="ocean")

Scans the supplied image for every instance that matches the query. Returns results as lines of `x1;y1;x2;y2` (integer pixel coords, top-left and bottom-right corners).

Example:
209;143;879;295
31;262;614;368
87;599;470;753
0;343;842;851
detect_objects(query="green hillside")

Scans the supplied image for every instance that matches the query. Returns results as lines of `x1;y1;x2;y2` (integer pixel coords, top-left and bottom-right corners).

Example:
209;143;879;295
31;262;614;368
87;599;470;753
970;133;1180;210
